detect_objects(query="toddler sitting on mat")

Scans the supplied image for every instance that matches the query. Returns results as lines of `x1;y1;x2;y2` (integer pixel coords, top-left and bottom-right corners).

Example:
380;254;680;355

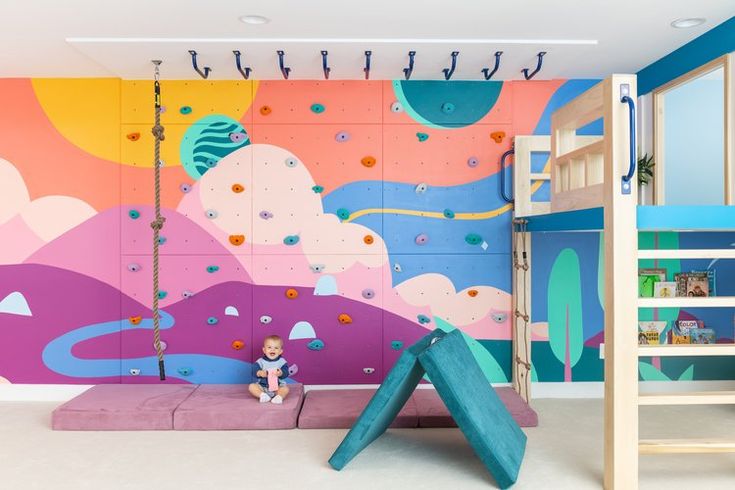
248;335;290;404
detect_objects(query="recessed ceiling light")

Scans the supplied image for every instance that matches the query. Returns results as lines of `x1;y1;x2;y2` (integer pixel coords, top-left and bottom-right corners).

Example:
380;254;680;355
670;18;706;29
240;15;270;25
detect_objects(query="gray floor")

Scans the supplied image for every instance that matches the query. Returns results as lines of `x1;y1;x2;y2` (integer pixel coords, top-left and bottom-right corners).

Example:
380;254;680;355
0;399;733;489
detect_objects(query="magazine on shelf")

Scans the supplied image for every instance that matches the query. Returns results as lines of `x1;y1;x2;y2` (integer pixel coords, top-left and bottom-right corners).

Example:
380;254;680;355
690;328;717;344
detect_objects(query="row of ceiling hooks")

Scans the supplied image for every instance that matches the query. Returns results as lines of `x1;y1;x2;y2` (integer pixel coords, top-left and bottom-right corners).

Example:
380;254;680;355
187;50;547;81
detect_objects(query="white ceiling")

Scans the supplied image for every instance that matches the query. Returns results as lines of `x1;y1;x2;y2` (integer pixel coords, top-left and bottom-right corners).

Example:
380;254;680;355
0;0;732;80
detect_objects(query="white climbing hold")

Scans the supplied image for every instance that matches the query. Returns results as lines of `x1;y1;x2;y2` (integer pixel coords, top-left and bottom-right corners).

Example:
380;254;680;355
481;241;489;251
289;321;317;340
224;306;239;317
0;291;32;317
314;275;338;296
393;263;402;273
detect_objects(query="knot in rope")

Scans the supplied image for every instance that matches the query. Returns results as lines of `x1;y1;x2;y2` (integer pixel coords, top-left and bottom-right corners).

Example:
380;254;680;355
150;216;166;232
152;124;165;141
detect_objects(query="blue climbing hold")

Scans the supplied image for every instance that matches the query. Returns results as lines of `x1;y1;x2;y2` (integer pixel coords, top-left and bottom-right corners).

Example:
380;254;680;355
207;316;219;325
417;314;431;324
311;103;326;114
205;159;218;169
180;106;192;115
307;339;325;351
128;209;140;220
416;132;429;142
335;131;350;142
391;340;404;350
336;208;350;221
283;235;300;246
177;367;193;376
491;312;508;323
415;233;429;245
443;209;455;219
158;291;168;300
312;185;324;193
158;236;167;245
465;233;483;245
206;265;220;273
441;102;455;114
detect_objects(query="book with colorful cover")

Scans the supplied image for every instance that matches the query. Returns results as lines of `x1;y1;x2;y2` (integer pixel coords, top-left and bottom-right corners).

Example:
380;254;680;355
654;281;677;298
669;320;704;344
638;321;667;345
690;328;716;344
686;273;709;297
675;270;716;297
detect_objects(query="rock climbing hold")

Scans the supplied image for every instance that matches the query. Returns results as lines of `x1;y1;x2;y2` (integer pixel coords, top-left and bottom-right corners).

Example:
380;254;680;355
285;288;298;299
393;263;402;273
415;233;429;245
390;101;404;113
468;289;479;297
229;132;247;143
283;235;300;246
363;235;374;245
335;131;350;142
417;314;431;325
177;367;193;376
128;209;140;220
311;185;324;194
307;339;325;351
288;364;299;376
309;264;326;273
154;340;168;352
180;183;192;193
129;368;141;376
231;183;245;193
182;290;194;299
159;106;166;113
229;235;245;246
259;105;272;115
443;209;455;219
127;263;141;272
205;159;218;168
441;102;455;114
285;157;298;168
415;183;428;194
206;265;220;273
158;291;168;300
129;316;142;325
126;132;140;141
363;367;375;374
158;236;167;245
338;313;353;325
179;106;192;115
467;156;479;168
207;316;219;325
361;156;376;168
259;315;272;324
225;306;239;317
490;131;506;143
205;209;218;219
465;233;483;245
491;312;508;323
231;340;245;350
361;288;375;300
416;132;429;142
259;210;274;220
310;103;326;114
391;341;404;351
336;208;350;221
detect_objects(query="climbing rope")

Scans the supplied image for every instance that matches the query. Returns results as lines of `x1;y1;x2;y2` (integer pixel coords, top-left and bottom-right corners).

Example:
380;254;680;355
512;218;531;396
151;60;166;381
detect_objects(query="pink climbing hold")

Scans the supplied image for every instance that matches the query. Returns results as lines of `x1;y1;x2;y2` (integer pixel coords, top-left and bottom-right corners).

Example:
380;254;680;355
267;369;279;392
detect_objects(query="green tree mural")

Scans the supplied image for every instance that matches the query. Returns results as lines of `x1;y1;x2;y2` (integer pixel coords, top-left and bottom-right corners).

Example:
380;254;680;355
548;248;585;381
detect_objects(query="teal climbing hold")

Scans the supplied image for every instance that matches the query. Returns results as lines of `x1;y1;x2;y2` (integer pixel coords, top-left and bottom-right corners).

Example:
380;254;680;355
310;103;326;114
283;235;300;246
443;209;455;219
465;233;483;245
177;367;193;376
312;185;324;193
207;316;219;325
416;132;429;142
307;339;325;351
336;208;351;221
128;209;140;220
205;159;218;168
179;106;192;115
206;265;220;273
158;236;167;245
417;314;431;324
158;291;168;300
391;340;404;350
441;102;455;114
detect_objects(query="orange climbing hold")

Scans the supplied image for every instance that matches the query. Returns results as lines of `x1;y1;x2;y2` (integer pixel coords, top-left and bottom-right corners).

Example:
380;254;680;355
127;132;140;141
468;289;479;297
231;183;245;193
363;235;374;245
338;313;353;325
229;235;245;246
260;105;272;115
231;340;245;350
361;156;376;168
490;131;506;143
285;288;298;299
129;316;142;325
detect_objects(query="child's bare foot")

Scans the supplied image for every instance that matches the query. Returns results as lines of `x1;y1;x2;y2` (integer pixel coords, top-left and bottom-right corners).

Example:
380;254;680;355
271;395;283;404
259;393;272;403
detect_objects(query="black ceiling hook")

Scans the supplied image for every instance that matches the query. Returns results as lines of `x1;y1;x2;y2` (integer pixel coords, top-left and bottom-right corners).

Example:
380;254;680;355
363;50;372;80
232;50;252;80
522;52;546;80
403;51;416;80
442;51;459;80
277;50;291;79
188;50;211;79
321;50;331;80
482;51;503;80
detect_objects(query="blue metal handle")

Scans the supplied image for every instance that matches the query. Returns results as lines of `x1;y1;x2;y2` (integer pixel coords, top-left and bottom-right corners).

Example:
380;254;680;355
620;95;636;194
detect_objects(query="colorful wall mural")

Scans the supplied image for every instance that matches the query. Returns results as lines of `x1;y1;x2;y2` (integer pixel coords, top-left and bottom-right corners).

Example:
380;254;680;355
0;77;732;386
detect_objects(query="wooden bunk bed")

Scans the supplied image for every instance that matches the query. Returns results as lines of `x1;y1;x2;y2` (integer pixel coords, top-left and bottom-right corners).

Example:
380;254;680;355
509;74;735;489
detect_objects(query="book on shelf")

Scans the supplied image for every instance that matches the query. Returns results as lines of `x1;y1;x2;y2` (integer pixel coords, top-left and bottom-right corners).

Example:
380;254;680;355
674;270;716;297
690;328;717;344
653;281;677;298
669;319;704;344
638;321;667;345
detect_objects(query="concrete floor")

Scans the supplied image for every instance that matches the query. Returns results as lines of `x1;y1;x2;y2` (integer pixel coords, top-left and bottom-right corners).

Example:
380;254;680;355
0;399;733;489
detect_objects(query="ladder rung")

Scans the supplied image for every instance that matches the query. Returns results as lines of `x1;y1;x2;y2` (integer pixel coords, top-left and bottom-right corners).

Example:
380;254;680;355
638;249;735;259
639;439;735;454
639;344;735;357
639;391;735;405
530;173;551;181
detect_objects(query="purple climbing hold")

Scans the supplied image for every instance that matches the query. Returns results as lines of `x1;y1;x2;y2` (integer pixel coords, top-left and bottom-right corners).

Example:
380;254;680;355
229;132;247;143
180;183;192;193
467;156;479;168
415;233;429;245
154;340;168;352
182;290;194;299
127;263;141;272
259;210;274;220
335;131;350;142
288;364;299;376
361;288;375;300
